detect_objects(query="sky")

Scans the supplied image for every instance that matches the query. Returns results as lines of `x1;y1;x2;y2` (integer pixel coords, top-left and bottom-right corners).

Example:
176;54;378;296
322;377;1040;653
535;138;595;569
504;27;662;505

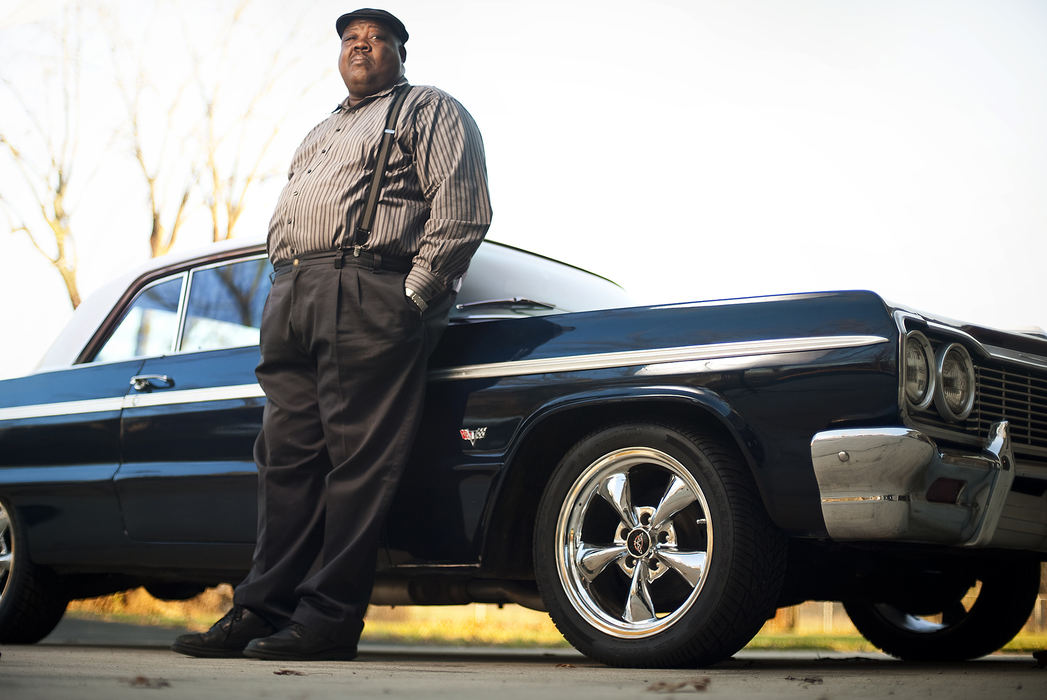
1;0;1045;379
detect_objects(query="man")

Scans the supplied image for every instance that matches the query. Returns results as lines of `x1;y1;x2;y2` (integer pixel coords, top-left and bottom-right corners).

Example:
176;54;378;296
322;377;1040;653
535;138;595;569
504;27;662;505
172;8;492;661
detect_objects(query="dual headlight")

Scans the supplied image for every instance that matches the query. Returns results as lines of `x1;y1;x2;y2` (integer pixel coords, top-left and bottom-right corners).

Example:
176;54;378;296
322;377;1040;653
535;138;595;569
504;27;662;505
903;331;976;421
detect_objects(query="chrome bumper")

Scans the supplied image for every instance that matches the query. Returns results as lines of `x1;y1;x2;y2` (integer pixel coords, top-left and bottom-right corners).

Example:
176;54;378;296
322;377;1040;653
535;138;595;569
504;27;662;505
810;422;1047;553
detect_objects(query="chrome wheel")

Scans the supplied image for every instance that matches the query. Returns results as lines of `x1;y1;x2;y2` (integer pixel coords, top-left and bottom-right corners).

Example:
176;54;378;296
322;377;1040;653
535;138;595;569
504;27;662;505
0;502;12;604
555;447;713;638
535;423;785;667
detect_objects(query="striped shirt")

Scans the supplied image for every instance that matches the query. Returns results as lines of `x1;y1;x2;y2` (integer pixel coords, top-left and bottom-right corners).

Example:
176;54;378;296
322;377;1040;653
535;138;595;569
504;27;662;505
267;78;492;302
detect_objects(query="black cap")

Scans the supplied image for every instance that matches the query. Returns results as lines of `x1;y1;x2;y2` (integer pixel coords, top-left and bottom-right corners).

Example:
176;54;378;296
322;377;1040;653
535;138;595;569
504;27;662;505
335;9;409;44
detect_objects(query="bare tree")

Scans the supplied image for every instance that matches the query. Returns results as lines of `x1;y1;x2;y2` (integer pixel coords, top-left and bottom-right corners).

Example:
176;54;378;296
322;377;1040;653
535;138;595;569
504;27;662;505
0;14;83;308
112;62;196;258
107;28;196;259
107;0;329;254
185;1;326;244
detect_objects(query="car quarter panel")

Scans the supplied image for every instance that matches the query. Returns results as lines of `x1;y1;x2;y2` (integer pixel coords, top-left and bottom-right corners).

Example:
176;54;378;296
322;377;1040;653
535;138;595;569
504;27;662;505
385;290;900;566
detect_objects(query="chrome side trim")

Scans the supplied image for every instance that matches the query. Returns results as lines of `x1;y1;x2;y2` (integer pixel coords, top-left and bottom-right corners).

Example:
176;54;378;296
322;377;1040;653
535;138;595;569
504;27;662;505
124;383;264;409
429;335;889;382
0;397;125;421
0;384;265;422
1;336;888;421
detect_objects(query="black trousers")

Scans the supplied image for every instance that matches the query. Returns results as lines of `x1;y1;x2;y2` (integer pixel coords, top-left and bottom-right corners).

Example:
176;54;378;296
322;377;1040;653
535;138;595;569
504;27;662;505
233;255;449;644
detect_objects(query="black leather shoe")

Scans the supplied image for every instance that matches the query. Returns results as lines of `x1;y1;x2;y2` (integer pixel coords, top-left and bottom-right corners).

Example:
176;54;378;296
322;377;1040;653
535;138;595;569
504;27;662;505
243;622;358;661
171;605;275;658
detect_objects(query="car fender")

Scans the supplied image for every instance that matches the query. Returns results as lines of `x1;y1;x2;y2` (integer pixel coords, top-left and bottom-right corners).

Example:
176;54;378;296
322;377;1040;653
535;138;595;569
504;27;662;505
477;384;773;573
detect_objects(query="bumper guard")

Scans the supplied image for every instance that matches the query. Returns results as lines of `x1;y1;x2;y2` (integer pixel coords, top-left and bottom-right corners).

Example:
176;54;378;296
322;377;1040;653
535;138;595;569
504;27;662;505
810;422;1047;552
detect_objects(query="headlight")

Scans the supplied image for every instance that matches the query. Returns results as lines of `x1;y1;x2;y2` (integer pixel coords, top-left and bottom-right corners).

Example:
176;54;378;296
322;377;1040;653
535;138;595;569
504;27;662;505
903;331;935;409
934;342;975;421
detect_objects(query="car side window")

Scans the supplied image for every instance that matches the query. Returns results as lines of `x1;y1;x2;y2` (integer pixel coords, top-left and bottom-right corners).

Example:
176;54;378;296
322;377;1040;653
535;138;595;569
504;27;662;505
180;257;270;353
94;276;185;363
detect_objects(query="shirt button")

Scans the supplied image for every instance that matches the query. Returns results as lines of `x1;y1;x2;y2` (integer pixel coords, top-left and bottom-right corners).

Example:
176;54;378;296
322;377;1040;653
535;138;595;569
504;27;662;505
287;219;292;224
293;191;298;196
321;149;327;154
307;169;312;173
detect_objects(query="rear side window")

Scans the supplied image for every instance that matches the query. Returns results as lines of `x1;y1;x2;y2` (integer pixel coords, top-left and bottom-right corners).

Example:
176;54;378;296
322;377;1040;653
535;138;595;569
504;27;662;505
180;257;270;353
94;276;185;363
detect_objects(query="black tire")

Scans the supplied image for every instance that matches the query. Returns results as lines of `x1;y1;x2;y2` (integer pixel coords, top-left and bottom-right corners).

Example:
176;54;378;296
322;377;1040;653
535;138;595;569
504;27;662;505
533;423;786;668
843;560;1040;661
0;498;69;644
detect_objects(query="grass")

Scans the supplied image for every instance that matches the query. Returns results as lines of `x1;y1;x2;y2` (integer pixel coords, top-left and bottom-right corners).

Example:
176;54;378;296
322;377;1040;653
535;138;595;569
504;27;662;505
65;584;1047;654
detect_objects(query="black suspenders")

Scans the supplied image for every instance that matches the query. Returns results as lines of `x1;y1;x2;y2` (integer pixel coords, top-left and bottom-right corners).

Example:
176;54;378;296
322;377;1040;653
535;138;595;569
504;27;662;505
340;84;413;262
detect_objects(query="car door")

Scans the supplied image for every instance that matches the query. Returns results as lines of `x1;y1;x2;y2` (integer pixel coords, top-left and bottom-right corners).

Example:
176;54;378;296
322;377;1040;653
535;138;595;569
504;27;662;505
115;255;269;546
0;272;190;565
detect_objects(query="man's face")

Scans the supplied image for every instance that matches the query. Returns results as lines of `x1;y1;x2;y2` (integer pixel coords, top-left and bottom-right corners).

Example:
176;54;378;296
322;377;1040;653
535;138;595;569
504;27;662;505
338;20;406;99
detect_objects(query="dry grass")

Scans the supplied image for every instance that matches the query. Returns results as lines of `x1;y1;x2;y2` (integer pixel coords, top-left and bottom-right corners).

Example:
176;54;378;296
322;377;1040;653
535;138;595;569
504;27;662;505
67;585;1047;653
67;584;236;630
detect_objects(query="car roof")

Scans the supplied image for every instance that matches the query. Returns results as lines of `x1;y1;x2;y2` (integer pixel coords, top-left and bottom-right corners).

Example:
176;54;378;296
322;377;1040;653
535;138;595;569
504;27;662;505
36;237;627;372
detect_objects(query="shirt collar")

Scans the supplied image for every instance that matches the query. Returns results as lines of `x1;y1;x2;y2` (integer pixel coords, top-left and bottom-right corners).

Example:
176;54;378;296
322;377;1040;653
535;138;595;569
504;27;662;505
334;76;409;113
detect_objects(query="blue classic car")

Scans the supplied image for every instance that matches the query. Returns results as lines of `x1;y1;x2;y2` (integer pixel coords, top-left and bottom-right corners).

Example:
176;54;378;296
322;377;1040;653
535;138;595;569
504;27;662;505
1;238;1044;666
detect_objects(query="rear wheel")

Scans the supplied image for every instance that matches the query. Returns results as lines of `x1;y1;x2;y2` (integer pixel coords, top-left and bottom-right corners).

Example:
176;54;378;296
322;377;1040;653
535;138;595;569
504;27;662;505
0;498;69;643
843;560;1040;660
533;423;786;667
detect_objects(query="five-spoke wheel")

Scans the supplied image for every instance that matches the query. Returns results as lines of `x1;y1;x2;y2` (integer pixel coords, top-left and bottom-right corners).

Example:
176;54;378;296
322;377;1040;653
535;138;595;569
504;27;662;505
555;446;713;638
534;423;785;667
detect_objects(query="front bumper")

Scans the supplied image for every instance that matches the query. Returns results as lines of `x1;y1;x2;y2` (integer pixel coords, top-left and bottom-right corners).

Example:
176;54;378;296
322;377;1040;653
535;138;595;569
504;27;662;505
810;422;1047;553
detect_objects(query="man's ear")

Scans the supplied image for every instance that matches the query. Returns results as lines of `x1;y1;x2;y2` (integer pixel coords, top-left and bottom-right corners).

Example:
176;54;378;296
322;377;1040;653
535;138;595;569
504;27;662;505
400;45;407;63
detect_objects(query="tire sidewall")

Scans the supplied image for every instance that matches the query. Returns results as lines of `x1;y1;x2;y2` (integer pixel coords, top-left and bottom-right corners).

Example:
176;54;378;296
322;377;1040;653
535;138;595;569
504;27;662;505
534;423;759;666
0;496;68;643
844;560;1041;661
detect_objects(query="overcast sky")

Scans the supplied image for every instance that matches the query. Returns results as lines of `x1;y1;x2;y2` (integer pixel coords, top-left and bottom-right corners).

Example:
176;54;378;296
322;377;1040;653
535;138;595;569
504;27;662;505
1;0;1045;379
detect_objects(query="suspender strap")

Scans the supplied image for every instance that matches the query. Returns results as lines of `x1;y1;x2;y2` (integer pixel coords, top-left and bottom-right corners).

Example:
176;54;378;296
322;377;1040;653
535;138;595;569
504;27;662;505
339;84;412;264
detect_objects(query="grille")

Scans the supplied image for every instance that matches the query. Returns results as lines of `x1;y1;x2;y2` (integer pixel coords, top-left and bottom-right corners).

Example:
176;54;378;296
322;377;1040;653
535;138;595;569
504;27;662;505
912;360;1047;458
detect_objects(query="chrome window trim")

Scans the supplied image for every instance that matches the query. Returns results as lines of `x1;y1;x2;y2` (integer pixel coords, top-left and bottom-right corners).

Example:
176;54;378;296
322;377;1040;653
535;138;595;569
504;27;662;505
0;335;888;421
90;272;189;365
172;270;191;354
82;254;272;366
178;253;269;354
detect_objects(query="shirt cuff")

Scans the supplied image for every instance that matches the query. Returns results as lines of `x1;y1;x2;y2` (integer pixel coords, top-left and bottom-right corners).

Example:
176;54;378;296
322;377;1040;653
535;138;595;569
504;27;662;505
404;266;444;305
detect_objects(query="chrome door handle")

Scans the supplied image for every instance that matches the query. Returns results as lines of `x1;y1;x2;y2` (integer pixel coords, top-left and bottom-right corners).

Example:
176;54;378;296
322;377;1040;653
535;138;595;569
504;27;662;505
130;374;175;392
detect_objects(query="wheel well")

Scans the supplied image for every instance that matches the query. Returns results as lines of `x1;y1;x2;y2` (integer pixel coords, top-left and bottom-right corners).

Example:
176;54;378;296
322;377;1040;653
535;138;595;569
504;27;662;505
479;399;743;578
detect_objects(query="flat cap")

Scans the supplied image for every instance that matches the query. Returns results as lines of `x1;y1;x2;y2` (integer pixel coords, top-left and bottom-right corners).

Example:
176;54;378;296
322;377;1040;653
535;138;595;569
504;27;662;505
335;8;409;44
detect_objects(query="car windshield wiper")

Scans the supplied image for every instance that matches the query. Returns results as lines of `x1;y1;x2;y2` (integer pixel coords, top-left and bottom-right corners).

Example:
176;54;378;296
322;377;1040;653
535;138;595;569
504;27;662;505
455;297;557;311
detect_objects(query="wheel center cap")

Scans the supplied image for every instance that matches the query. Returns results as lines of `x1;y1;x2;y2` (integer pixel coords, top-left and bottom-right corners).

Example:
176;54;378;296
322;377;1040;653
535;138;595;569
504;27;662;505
626;528;652;557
